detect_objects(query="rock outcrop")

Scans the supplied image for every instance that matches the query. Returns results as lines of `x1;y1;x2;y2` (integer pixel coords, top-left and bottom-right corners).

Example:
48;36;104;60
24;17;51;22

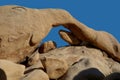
1;46;120;80
0;60;25;80
39;41;56;53
0;5;120;80
22;70;49;80
59;30;81;45
40;46;112;79
0;5;120;63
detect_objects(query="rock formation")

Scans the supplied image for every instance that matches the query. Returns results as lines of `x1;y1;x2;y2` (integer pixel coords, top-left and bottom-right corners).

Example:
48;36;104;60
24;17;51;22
0;5;120;80
39;41;56;53
0;5;120;63
0;46;120;80
0;60;25;80
59;30;81;45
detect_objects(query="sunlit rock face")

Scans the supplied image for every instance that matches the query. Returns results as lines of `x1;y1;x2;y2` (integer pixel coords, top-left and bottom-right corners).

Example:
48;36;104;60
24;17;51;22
0;5;120;80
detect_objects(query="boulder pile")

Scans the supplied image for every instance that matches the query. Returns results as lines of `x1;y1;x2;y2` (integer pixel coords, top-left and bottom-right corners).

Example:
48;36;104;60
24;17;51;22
0;5;120;80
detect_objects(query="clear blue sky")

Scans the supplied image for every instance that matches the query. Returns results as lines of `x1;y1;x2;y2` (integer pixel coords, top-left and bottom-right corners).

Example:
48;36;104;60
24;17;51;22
0;0;120;47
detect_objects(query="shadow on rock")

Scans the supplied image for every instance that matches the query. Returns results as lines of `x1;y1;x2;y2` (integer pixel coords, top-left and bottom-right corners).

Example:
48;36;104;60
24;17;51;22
73;68;105;80
104;72;120;80
0;68;7;80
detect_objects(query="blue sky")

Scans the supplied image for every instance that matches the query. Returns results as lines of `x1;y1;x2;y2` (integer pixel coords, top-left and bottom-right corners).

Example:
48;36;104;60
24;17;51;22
0;0;120;47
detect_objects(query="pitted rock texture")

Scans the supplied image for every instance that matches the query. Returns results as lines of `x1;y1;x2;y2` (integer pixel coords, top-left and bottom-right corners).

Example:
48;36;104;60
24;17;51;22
0;5;120;63
40;46;120;80
0;46;120;80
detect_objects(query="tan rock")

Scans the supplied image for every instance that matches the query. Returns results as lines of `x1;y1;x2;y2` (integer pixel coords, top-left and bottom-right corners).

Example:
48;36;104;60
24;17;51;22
0;5;74;62
41;57;68;79
59;30;81;45
27;51;40;66
0;5;120;63
61;59;108;80
25;60;44;74
39;41;56;53
59;29;120;63
40;46;113;80
22;70;49;80
40;46;106;67
0;59;25;80
105;58;120;73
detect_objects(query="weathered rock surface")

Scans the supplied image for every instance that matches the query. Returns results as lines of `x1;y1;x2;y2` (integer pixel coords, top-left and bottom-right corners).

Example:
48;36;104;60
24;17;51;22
41;57;68;79
39;41;56;53
22;70;49;80
0;60;25;80
25;60;44;74
0;5;120;80
59;30;81;45
0;5;120;63
40;46;120;80
27;51;40;66
40;46;111;79
0;46;120;80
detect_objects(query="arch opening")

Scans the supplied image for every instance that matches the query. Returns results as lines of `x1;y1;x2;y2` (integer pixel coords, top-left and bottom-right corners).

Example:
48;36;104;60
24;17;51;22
41;26;70;48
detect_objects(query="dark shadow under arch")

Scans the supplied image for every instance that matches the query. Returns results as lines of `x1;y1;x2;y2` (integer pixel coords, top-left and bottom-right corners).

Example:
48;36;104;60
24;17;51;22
73;68;105;80
0;68;7;80
104;72;120;80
